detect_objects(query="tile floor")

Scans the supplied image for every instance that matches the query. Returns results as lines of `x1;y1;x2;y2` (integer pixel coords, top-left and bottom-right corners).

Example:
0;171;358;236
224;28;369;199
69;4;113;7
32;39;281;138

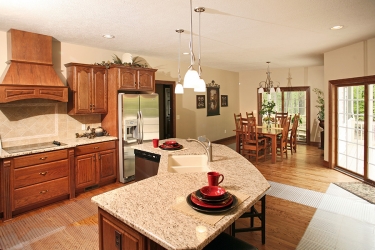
266;181;375;250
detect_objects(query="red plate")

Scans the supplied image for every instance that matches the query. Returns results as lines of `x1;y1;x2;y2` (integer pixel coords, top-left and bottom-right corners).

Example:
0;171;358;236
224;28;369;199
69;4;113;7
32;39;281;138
200;186;227;199
159;144;183;150
190;192;233;209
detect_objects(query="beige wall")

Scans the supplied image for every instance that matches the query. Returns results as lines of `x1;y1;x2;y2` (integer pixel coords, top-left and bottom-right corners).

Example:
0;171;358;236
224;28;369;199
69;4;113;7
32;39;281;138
324;37;375;161
239;65;324;141
0;30;239;146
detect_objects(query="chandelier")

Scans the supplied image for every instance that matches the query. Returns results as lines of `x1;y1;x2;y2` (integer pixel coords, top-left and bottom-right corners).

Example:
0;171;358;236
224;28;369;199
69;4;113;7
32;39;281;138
258;62;281;94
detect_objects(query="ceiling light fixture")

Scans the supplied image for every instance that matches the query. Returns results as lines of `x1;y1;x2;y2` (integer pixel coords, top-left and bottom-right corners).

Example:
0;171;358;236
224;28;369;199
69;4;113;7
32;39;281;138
183;0;200;89
175;29;184;94
258;62;281;94
193;6;206;93
330;25;343;30
102;34;115;39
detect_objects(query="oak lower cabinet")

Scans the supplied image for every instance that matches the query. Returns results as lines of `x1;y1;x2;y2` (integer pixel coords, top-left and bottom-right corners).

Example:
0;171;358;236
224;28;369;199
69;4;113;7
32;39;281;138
108;65;157;92
75;141;117;192
5;149;75;220
98;208;166;250
65;63;108;115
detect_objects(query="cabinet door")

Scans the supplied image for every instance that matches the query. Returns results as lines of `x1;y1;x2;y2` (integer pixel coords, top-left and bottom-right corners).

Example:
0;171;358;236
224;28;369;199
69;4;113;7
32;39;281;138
75;66;92;114
100;209;145;250
98;149;117;183
118;68;137;90
138;70;154;91
92;67;108;114
75;153;97;189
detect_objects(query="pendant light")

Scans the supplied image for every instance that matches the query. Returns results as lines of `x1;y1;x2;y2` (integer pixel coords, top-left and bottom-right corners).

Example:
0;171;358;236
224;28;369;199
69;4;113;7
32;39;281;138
175;29;184;94
194;6;206;93
183;0;200;88
258;62;280;94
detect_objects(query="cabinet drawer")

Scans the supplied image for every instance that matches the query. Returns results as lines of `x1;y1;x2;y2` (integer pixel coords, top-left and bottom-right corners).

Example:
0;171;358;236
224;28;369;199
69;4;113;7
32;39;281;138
13;149;68;169
13;177;69;210
75;141;116;156
14;159;69;189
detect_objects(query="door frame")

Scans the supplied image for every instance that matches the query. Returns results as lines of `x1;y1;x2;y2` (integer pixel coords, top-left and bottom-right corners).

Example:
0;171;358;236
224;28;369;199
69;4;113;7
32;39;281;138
329;75;375;185
155;80;176;138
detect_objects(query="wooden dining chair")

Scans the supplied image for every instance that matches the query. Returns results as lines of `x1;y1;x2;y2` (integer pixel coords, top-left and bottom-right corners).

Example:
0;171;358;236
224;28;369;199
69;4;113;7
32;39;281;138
246;111;254;119
234;113;245;153
288;114;300;154
275;112;288;127
276;115;291;159
242;117;267;163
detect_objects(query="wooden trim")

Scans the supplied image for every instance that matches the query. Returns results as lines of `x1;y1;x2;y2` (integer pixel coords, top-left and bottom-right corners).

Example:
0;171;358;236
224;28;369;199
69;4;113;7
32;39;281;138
329;75;375;177
155;80;176;138
68;149;75;199
213;136;236;144
1;160;12;221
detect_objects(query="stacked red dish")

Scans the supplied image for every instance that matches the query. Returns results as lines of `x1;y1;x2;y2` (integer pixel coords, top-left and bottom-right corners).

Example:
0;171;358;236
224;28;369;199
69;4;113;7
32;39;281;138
187;186;238;213
159;140;183;150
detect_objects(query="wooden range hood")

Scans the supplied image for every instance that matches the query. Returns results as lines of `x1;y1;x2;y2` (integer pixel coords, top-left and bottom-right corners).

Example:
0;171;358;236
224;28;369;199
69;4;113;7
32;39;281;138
0;29;68;103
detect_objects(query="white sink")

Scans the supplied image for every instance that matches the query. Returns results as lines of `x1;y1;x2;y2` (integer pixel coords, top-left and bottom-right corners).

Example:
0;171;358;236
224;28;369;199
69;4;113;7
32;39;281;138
167;155;209;173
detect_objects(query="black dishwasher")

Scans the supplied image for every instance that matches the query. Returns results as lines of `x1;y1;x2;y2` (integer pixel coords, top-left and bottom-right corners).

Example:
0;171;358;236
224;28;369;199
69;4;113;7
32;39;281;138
134;149;161;182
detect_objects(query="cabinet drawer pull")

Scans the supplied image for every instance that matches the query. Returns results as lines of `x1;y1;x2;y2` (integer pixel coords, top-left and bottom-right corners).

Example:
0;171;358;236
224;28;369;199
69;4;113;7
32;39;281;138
40;157;47;160
93;146;99;149
40;190;49;194
39;171;48;176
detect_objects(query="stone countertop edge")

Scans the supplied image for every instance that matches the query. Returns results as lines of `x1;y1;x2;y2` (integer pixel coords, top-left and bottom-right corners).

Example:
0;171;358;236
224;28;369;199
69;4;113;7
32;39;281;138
91;138;270;250
0;136;118;158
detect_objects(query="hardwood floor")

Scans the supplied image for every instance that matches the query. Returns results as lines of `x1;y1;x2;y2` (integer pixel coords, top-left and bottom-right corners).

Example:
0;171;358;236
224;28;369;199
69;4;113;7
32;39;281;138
0;141;357;250
226;138;356;249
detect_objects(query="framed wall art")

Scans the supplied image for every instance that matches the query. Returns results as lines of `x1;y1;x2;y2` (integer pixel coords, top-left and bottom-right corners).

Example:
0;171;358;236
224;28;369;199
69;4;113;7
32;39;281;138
207;87;220;116
196;95;205;109
221;95;228;107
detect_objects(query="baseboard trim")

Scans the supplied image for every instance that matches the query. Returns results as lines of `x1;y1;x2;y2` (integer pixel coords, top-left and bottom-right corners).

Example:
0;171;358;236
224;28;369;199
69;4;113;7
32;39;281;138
213;136;236;144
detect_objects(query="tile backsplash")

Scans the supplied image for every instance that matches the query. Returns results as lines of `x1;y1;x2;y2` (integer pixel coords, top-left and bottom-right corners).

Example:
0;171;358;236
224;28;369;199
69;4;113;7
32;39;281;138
0;99;101;147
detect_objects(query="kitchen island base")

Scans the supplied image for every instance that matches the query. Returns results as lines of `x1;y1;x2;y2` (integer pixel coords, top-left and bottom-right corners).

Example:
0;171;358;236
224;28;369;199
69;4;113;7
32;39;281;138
99;208;166;250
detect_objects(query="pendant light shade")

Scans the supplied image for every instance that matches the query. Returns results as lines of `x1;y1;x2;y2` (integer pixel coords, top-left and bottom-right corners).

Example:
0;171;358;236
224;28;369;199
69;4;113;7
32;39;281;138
183;68;200;88
175;82;184;94
194;78;206;92
184;0;199;89
175;29;184;94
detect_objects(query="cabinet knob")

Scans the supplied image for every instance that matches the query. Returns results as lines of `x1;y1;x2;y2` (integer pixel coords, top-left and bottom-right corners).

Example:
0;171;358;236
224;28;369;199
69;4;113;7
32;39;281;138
39;190;49;194
39;171;48;176
98;154;101;160
39;157;47;160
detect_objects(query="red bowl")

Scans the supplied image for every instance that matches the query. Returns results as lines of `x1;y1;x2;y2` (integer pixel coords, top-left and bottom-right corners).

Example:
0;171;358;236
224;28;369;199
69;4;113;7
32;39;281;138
164;140;178;145
200;186;227;199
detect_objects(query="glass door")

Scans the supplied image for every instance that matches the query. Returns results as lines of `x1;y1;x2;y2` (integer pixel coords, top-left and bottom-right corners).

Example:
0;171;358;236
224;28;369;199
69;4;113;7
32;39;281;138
260;87;309;143
368;84;375;182
337;86;365;175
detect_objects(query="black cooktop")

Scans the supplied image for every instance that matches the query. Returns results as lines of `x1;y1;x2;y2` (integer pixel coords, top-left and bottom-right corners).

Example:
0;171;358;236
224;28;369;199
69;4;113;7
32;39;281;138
3;141;67;154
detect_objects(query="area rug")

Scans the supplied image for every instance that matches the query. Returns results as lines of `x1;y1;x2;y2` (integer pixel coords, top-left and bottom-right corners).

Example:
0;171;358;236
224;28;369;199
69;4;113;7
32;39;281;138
334;182;375;204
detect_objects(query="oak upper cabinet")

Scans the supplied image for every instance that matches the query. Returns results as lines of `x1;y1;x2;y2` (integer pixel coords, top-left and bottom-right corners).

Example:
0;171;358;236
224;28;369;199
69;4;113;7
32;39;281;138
75;141;117;192
65;63;108;115
109;65;157;92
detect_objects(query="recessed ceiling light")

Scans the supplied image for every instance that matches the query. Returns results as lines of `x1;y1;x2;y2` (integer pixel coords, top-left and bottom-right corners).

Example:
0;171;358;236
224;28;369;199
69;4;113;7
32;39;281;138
102;34;115;39
183;52;189;55
330;25;343;30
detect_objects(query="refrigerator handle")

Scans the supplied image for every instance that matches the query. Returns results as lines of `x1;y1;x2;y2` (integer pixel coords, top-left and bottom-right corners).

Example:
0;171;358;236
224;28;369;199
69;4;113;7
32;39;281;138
136;111;141;144
140;111;144;144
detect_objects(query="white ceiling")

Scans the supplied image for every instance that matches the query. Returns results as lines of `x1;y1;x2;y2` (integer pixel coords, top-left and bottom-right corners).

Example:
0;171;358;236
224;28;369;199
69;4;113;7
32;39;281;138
1;0;375;72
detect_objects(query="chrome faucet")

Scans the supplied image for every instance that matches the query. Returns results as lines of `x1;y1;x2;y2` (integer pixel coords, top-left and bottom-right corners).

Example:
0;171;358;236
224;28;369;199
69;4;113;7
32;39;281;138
186;136;213;162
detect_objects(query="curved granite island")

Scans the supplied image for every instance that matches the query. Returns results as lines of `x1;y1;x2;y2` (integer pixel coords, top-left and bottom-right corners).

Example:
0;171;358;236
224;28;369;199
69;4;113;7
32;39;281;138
92;138;270;250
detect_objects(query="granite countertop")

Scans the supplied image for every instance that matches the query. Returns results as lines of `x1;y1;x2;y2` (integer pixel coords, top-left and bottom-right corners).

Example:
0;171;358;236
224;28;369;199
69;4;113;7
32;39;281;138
0;136;118;158
91;138;270;250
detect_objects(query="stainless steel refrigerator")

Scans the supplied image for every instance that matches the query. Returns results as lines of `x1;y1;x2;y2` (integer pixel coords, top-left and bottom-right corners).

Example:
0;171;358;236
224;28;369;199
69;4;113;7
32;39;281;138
118;93;159;183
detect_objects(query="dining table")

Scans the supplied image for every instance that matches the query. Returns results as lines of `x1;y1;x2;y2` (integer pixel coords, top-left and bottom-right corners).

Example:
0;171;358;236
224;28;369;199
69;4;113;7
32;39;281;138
234;126;283;164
